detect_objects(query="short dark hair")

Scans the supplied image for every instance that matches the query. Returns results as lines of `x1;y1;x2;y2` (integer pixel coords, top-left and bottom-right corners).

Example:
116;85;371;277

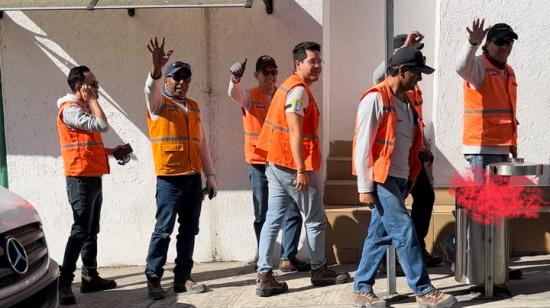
293;41;321;62
67;66;91;92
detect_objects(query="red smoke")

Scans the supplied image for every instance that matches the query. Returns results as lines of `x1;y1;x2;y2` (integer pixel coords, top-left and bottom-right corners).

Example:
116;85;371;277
448;168;549;225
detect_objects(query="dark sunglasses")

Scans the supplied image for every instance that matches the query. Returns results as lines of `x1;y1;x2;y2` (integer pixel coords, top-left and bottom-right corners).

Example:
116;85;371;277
261;69;278;76
492;38;514;46
171;74;191;83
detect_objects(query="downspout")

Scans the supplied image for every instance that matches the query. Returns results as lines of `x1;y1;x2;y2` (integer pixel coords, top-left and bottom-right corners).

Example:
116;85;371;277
0;69;8;188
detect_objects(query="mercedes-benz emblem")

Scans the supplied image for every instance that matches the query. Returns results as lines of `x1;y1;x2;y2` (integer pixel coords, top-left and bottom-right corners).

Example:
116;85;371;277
5;238;28;274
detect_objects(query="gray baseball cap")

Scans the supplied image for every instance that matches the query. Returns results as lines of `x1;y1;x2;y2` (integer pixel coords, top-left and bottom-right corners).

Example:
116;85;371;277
165;61;192;77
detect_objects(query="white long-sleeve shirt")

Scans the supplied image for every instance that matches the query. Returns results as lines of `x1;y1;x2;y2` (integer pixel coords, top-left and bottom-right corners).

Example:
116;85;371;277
354;92;414;193
455;41;511;155
144;74;215;176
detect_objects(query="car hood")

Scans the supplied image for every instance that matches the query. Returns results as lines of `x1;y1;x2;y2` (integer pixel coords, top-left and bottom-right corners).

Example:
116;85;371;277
0;186;41;233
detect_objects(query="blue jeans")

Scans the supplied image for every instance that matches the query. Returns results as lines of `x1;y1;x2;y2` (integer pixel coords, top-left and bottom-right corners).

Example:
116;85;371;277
248;164;303;260
464;154;509;184
257;164;326;272
145;174;203;280
354;176;433;296
60;176;103;281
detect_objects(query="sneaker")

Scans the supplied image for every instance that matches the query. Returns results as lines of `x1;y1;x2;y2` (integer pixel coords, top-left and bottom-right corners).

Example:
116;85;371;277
279;258;311;272
59;279;76;305
80;274;117;293
352;292;387;308
423;251;443;267
174;277;207;294
256;270;288;297
416;289;457;308
310;264;350;286
147;277;165;300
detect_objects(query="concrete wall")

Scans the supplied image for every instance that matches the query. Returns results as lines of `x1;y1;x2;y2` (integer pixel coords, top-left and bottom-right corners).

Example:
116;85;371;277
432;0;550;186
0;0;321;266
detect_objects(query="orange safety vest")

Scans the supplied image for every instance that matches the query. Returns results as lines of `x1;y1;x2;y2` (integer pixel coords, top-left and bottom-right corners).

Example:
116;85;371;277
255;75;320;171
463;54;518;146
147;96;203;176
242;87;270;164
57;101;110;177
352;81;423;183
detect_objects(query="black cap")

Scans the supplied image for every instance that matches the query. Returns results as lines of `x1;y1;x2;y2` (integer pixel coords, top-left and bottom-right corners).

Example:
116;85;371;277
487;23;518;41
165;61;192;77
393;34;424;50
388;47;434;74
255;55;277;72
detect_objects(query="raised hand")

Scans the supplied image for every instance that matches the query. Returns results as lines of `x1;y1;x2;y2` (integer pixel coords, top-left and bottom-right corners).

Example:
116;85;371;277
229;58;247;82
403;31;424;49
147;37;173;78
80;84;98;102
467;18;490;45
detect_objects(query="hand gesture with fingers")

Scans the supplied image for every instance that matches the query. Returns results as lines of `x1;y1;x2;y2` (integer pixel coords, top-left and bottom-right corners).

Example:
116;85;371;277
80;84;98;102
403;31;424;49
147;36;173;78
467;18;490;45
229;58;247;82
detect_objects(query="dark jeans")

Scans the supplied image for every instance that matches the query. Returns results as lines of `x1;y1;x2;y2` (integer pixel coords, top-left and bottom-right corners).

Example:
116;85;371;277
145;174;203;280
410;165;435;252
60;176;103;281
248;164;302;260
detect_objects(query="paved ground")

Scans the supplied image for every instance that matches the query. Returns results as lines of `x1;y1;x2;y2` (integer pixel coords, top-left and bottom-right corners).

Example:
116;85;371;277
69;255;550;307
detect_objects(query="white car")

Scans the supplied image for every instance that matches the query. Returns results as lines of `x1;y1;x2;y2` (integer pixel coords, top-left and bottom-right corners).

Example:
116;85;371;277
0;186;58;307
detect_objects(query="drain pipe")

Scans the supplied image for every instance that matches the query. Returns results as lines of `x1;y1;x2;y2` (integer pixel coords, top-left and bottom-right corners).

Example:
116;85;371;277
0;69;8;188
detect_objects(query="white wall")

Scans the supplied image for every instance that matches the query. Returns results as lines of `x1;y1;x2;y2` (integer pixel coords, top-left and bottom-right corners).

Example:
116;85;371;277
0;0;322;266
432;0;550;186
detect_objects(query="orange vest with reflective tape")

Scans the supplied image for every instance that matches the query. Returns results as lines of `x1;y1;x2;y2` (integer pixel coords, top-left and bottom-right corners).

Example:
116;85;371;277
463;55;518;146
255;75;320;171
147;96;203;176
352;81;423;182
242;87;270;164
57;101;109;177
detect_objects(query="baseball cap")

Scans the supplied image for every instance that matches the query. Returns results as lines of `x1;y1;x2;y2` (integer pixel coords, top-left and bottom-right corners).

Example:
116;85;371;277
388;47;434;74
393;33;424;50
165;61;192;77
255;55;277;72
487;23;518;41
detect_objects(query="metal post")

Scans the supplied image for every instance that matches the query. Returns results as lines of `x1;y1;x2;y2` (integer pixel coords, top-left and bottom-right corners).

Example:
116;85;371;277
0;69;8;188
385;0;396;297
484;223;494;297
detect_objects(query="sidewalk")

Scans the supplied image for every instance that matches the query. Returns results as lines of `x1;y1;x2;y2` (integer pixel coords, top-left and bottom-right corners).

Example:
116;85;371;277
70;255;550;307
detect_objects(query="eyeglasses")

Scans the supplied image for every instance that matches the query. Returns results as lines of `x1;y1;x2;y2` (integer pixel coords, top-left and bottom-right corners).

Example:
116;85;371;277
493;38;514;46
304;59;324;65
171;75;192;83
261;69;278;76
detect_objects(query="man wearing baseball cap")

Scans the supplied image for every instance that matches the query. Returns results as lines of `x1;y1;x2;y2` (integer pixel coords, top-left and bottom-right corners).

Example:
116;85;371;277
228;56;310;273
143;37;217;300
456;19;522;282
352;48;456;307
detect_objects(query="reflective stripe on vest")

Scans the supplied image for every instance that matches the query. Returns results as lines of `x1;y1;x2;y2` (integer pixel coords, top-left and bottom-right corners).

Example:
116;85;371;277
57;101;109;177
462;54;517;146
147;97;203;175
352;81;423;183
254;75;321;171
242;86;271;164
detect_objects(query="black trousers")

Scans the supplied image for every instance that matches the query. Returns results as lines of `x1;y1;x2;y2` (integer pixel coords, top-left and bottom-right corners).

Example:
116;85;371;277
60;176;103;281
410;165;435;252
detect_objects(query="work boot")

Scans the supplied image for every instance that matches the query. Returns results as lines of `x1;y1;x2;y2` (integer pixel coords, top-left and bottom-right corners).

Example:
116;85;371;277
80;274;117;293
278;258;311;272
147;277;165;300
256;270;288;297
423;251;443;267
352;292;387;308
310;264;350;286
58;279;76;305
173;277;207;294
416;289;457;308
